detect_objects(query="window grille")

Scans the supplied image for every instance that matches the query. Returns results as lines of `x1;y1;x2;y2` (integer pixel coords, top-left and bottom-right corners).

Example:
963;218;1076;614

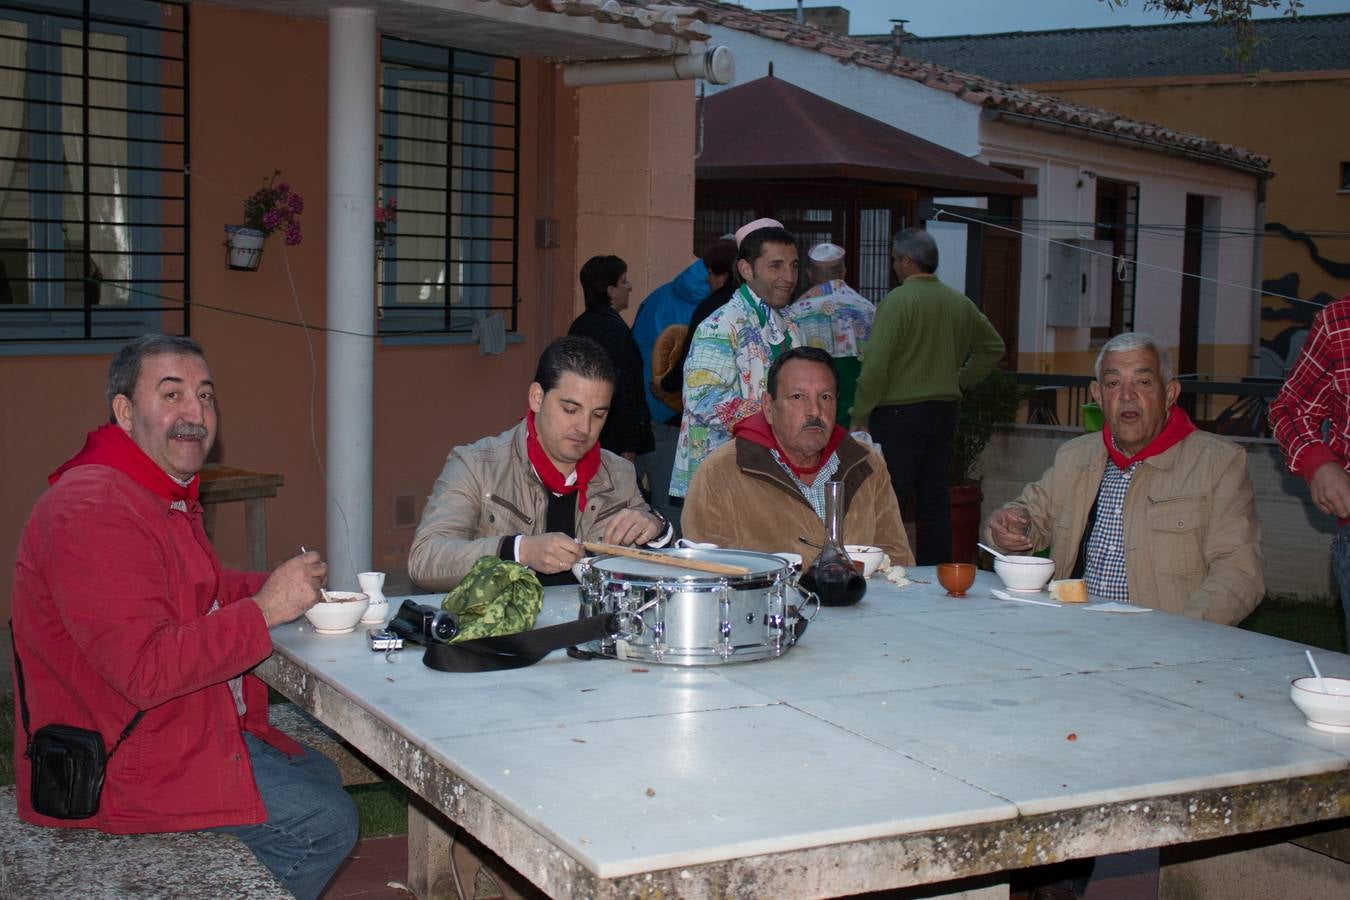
0;0;188;343
377;36;518;335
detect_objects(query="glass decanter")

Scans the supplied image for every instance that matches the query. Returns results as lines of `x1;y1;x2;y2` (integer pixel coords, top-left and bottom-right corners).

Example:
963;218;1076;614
800;481;866;606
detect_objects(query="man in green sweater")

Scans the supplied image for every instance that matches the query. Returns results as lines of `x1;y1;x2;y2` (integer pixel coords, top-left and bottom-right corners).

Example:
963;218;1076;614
851;228;1005;565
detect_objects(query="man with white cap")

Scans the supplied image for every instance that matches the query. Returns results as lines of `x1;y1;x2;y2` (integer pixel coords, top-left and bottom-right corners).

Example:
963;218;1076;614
786;241;875;424
669;218;802;499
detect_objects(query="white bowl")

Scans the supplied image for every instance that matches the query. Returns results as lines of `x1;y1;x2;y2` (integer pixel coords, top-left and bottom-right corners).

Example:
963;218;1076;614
845;545;884;578
303;591;369;634
1290;676;1350;733
993;556;1056;592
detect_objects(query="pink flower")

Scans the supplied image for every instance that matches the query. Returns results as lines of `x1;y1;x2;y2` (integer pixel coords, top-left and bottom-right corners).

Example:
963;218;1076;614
284;223;302;246
263;209;282;230
287;193;304;213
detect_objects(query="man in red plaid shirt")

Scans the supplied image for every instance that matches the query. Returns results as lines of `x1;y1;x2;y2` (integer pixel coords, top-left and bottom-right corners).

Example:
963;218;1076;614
1268;293;1350;649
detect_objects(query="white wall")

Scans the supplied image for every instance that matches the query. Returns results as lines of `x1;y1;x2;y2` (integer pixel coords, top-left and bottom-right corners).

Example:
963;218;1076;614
979;122;1259;372
705;24;981;154
706;27;1260;376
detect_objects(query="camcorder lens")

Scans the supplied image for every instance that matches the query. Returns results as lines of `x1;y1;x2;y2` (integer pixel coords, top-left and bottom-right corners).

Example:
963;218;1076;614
429;611;458;643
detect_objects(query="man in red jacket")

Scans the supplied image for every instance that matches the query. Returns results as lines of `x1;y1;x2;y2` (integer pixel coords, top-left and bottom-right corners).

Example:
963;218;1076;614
1269;293;1350;651
11;334;357;900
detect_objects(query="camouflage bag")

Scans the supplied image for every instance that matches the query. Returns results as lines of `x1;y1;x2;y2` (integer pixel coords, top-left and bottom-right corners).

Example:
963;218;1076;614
440;556;543;644
419;556;617;673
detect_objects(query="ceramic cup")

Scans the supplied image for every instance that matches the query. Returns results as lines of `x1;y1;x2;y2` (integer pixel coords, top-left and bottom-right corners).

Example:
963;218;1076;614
937;562;977;597
357;571;389;624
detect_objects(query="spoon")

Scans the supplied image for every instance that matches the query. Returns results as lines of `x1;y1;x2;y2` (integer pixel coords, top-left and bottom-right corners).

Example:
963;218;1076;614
977;542;1014;563
300;546;332;602
1306;649;1328;693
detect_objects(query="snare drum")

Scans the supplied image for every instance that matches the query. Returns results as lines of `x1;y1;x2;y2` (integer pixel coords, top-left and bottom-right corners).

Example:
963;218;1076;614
576;548;818;665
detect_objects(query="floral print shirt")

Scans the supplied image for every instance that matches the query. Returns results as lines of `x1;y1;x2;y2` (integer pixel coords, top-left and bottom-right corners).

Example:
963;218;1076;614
786;279;875;359
670;285;800;497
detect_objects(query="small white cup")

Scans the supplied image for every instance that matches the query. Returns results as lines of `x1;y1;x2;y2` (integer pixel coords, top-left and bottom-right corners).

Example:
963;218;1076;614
357;571;389;624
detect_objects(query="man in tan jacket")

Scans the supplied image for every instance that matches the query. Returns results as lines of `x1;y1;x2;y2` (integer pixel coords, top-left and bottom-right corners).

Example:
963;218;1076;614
683;347;913;570
985;333;1262;624
410;336;670;590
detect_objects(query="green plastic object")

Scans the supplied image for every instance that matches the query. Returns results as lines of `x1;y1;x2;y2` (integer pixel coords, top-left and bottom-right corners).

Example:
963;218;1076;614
1081;401;1104;433
441;556;543;643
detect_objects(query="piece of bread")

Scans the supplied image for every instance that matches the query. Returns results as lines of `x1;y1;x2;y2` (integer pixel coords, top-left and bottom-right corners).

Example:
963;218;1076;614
1050;579;1089;603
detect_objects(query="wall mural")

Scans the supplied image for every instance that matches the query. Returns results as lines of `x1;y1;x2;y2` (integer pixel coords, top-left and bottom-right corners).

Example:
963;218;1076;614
1260;223;1350;378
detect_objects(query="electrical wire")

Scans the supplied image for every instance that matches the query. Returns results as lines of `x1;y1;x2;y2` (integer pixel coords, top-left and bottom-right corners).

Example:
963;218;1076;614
931;207;1328;309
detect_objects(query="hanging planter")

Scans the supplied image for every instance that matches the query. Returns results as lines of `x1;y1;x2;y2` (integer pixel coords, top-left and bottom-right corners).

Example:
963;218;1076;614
224;225;267;271
225;171;304;272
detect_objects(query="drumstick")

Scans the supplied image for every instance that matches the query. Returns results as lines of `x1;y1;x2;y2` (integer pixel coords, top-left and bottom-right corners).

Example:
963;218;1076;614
581;542;751;576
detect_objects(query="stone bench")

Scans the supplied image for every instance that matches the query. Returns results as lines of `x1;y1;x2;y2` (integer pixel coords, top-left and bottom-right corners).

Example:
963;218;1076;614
268;702;385;787
0;785;288;899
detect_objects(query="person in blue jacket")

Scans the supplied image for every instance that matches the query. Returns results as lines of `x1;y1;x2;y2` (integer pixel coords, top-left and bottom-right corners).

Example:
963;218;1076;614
631;252;713;531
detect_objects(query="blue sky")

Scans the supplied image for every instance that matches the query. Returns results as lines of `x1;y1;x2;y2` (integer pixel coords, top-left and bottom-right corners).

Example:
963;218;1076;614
736;1;1350;37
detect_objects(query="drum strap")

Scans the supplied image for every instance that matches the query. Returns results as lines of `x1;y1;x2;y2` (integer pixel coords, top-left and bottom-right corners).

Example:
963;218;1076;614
420;614;619;672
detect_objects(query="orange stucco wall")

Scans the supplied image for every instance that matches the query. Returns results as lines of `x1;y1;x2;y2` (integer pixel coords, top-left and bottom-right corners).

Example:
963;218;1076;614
0;6;696;619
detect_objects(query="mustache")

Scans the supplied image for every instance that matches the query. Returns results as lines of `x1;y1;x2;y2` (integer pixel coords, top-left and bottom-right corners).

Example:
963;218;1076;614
802;417;827;430
168;423;208;439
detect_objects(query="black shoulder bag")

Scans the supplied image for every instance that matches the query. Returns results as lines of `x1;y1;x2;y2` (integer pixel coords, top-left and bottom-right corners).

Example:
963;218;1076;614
9;622;144;819
388;599;619;672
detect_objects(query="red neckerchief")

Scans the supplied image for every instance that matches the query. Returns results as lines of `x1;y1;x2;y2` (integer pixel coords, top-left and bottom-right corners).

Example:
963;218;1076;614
733;410;847;480
524;409;601;511
1101;405;1197;470
49;423;199;502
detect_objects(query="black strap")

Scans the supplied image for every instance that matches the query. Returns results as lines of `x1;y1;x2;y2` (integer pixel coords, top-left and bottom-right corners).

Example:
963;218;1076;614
421;614;618;672
10;619;145;759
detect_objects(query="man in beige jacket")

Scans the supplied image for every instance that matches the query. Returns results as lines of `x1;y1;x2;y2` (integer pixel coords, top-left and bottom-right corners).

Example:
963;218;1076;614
410;336;670;590
683;347;913;570
985;333;1262;624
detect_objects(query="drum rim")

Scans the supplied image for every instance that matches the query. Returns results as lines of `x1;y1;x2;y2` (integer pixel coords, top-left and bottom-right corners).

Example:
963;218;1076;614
586;548;790;583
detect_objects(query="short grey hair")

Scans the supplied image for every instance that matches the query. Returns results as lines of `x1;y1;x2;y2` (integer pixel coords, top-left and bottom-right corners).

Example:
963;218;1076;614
1094;332;1175;384
107;334;206;422
891;227;938;274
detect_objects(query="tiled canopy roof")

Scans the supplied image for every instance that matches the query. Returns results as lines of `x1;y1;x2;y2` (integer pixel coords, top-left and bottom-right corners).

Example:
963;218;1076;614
677;1;1270;174
520;0;711;42
860;13;1350;83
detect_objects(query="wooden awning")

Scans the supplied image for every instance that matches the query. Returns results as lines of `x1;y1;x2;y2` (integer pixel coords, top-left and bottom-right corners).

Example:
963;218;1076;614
697;76;1035;198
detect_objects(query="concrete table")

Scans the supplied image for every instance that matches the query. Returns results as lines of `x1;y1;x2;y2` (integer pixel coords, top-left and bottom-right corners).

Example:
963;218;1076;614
199;464;283;571
257;569;1350;898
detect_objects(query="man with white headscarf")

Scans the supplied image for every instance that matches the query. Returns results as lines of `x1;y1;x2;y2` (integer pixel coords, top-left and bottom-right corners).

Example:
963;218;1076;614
786;241;875;425
670;219;802;499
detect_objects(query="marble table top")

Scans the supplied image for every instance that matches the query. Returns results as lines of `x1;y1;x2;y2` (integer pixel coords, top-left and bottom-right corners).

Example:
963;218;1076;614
261;568;1350;895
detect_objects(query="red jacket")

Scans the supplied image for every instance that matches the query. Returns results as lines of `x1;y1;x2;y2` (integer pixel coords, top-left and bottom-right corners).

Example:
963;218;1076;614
11;461;301;832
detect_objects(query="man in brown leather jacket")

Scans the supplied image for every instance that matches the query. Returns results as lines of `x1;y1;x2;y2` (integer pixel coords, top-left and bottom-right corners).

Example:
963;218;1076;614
409;336;670;590
985;333;1262;624
682;346;913;569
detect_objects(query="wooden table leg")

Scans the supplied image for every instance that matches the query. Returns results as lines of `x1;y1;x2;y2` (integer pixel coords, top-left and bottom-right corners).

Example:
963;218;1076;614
243;497;268;571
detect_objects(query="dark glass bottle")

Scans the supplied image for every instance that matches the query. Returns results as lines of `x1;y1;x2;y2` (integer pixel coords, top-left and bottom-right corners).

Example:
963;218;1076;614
800;481;866;606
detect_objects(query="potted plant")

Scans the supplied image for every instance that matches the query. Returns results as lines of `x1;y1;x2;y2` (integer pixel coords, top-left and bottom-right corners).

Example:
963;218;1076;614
947;369;1029;563
225;171;304;271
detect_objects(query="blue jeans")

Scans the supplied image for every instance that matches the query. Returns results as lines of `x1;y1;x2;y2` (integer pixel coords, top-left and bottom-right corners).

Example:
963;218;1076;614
211;733;359;900
637;421;682;539
1333;524;1350;652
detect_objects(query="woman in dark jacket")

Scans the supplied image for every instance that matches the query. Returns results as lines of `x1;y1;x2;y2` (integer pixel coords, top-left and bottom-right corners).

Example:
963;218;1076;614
567;255;654;459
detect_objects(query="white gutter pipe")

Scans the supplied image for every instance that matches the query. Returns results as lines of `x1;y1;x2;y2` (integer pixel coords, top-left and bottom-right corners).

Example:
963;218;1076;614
563;46;734;87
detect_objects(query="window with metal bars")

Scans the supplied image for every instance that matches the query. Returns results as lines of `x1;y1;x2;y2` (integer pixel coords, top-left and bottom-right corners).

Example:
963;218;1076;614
377;36;518;335
0;0;187;345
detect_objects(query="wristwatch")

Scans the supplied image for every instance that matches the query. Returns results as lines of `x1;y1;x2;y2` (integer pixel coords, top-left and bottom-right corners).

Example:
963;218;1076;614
646;508;672;545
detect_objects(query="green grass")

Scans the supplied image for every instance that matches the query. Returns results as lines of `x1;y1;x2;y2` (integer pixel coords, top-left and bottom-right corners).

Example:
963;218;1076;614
347;780;409;838
1239;593;1347;653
